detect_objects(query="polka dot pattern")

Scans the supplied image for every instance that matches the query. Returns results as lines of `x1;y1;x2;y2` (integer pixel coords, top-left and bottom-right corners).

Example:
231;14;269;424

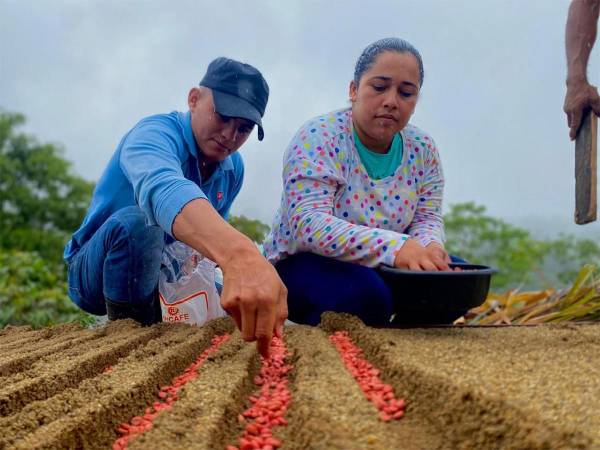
264;108;445;267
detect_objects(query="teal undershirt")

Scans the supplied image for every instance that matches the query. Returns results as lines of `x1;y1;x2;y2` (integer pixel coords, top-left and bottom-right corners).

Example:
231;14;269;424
353;128;403;180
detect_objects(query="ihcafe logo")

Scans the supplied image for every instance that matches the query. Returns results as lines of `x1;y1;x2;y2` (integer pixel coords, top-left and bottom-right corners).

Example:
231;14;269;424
168;306;179;315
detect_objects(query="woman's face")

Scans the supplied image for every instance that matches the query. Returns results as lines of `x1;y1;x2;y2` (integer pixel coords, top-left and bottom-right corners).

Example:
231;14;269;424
350;51;420;152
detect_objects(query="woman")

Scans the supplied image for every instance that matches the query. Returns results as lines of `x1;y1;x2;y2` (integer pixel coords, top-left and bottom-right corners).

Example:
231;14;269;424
264;38;454;326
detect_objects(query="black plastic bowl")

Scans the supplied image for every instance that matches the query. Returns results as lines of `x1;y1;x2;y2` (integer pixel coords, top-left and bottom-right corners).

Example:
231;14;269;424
377;263;498;325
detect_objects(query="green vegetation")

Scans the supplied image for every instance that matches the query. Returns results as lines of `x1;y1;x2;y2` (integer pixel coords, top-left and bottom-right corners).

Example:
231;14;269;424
229;214;270;243
444;202;600;291
0;250;94;328
0;111;95;328
0;111;94;262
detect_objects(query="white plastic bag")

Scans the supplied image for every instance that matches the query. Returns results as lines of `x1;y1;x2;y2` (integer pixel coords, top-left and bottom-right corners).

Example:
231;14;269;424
158;241;227;325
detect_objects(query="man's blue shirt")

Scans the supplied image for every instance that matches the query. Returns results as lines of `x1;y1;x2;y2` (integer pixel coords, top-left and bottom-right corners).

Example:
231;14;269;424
64;110;244;261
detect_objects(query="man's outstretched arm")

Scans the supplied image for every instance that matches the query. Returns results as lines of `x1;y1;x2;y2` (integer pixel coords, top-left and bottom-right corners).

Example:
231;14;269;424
173;198;287;357
565;0;600;140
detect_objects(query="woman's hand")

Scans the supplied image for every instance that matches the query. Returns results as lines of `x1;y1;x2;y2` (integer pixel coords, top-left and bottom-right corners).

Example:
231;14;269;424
393;239;450;271
426;242;451;264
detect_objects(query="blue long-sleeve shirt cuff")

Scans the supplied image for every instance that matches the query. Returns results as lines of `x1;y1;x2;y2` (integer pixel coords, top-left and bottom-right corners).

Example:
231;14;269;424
154;179;208;236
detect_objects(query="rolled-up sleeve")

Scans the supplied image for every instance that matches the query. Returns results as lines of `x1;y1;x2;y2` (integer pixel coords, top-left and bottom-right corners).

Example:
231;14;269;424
119;121;207;236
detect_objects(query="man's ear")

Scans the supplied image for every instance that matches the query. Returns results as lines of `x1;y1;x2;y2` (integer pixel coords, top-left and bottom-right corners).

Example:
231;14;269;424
349;80;358;103
188;87;200;109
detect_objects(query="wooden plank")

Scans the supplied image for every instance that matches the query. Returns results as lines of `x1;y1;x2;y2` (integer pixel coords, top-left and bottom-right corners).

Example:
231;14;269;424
575;110;597;224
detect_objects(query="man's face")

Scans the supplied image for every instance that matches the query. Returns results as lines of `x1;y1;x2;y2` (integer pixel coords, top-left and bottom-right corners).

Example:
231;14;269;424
188;87;255;163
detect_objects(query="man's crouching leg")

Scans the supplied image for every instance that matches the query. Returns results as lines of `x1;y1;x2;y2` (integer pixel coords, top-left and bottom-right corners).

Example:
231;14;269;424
67;206;165;326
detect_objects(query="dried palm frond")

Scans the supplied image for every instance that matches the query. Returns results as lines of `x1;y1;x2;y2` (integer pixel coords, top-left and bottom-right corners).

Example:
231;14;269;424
463;265;600;325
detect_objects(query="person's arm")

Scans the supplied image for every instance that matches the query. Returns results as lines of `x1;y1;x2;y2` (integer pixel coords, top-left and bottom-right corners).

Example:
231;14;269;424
282;147;406;267
121;120;286;357
120;119;207;235
281;128;448;270
172;199;287;357
564;0;600;140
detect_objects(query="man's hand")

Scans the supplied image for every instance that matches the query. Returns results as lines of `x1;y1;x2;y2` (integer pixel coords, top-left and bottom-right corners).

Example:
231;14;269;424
393;238;450;271
564;80;600;140
220;249;288;357
172;198;287;358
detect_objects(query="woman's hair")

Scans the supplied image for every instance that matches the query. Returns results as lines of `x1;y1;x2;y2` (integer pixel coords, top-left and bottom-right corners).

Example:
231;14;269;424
354;37;424;86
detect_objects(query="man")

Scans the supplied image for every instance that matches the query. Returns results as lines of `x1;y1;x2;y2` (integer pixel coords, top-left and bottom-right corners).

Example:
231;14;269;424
564;0;600;139
65;57;287;357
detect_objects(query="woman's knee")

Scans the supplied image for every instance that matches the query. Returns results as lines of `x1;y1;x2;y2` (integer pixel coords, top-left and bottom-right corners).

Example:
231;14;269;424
348;269;393;325
277;253;393;325
450;255;467;264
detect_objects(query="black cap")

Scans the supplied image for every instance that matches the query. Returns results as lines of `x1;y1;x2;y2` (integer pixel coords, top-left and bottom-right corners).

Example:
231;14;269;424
200;57;269;141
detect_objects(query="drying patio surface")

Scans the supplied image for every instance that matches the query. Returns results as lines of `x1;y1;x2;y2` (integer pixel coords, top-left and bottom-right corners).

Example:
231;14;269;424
0;314;598;450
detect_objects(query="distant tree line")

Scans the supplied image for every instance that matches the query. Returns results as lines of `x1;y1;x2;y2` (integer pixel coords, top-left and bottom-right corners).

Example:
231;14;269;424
443;202;600;290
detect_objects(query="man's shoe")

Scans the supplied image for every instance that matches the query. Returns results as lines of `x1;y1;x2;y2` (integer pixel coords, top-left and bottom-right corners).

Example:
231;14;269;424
153;290;163;323
105;296;161;326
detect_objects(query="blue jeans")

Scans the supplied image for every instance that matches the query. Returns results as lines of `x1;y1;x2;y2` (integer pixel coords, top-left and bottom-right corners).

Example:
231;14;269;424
67;206;165;315
275;252;466;326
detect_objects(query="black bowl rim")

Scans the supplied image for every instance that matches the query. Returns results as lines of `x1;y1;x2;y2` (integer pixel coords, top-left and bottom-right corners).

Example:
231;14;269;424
379;262;498;277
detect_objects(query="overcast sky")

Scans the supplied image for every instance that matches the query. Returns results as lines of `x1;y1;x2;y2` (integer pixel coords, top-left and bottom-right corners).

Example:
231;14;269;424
1;0;599;238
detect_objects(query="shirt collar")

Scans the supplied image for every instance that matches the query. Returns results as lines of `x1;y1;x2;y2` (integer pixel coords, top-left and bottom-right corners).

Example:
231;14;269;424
180;110;198;158
179;110;234;172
